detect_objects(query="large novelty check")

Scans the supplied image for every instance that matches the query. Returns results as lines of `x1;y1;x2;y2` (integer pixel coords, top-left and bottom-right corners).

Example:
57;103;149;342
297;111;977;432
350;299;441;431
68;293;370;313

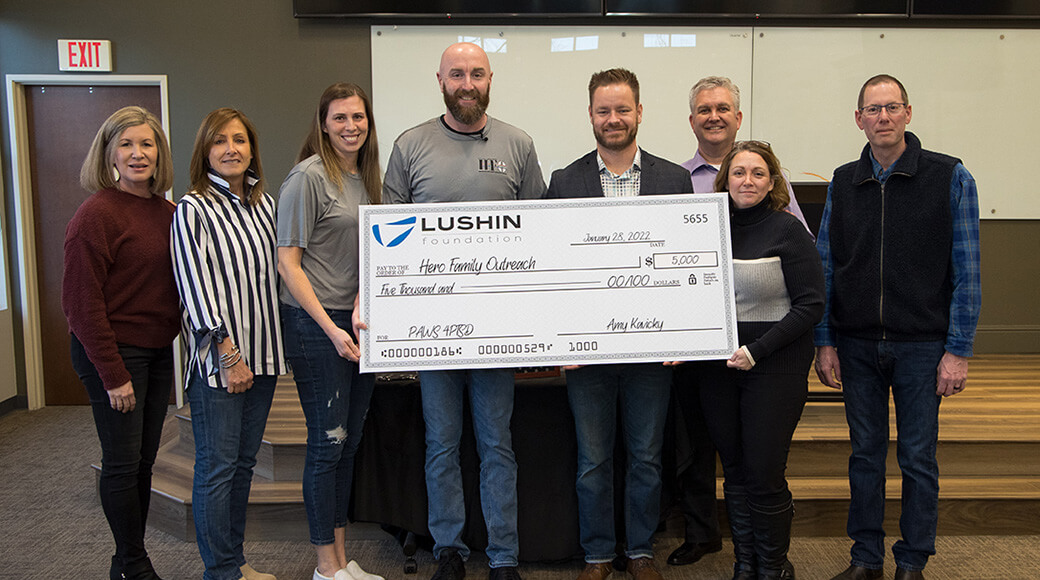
358;193;737;373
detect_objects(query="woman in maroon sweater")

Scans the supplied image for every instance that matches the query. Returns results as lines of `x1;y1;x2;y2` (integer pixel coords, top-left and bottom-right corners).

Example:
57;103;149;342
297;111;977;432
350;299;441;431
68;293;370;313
62;106;180;580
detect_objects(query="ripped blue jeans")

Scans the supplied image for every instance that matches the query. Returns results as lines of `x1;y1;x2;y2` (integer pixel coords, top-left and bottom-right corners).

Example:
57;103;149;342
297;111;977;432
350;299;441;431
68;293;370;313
282;304;375;545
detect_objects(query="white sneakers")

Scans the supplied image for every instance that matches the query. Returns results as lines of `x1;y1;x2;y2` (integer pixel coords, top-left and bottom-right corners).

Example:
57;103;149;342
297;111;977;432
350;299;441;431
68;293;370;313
315;561;384;580
345;560;385;580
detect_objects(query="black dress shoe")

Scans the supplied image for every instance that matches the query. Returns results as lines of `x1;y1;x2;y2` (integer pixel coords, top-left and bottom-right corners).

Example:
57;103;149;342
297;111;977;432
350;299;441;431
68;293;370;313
829;565;882;580
432;548;466;580
666;538;724;566
489;565;522;580
894;568;924;580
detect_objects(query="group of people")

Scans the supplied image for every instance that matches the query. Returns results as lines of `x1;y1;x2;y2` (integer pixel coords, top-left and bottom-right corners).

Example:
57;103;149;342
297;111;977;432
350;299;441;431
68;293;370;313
64;84;383;580
61;38;980;580
543;69;823;580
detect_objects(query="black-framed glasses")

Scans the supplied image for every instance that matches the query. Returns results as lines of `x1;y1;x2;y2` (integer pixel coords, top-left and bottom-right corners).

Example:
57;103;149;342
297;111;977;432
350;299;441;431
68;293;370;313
859;102;906;117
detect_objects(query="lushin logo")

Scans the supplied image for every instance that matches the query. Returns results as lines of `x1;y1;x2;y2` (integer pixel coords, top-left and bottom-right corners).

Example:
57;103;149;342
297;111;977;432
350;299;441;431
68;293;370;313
420;214;521;232
372;216;416;247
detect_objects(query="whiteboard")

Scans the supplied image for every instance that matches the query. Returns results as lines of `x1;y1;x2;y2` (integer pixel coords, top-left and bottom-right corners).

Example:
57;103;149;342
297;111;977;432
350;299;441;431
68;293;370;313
371;25;752;184
752;27;1039;219
373;25;1039;219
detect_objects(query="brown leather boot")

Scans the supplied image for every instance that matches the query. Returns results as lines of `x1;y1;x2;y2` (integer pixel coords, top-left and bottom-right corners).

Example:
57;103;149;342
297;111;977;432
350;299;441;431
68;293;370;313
576;562;613;580
625;558;663;580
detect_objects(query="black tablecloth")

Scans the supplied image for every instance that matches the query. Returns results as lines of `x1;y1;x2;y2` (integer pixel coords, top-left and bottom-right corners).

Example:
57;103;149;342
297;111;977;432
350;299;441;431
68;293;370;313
351;369;712;563
351;376;583;562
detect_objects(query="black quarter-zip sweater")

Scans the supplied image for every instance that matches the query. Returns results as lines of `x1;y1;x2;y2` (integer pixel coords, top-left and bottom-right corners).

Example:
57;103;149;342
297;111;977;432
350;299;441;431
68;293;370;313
730;197;825;375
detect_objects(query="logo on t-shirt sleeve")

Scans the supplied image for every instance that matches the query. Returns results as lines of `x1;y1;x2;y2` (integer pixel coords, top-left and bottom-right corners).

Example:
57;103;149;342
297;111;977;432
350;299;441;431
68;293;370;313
478;158;507;174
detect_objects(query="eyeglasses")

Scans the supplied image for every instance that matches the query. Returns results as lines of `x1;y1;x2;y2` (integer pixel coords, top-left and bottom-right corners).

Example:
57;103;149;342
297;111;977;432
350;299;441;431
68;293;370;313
859;102;906;117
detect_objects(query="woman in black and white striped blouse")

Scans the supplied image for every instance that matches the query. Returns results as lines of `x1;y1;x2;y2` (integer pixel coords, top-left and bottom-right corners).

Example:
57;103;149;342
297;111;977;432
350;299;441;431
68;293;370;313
171;108;286;580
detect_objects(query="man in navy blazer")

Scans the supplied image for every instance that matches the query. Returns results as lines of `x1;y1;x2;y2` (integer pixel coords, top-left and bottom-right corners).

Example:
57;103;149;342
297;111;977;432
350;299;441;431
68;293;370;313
545;83;693;199
546;147;695;198
546;144;694;198
547;68;692;580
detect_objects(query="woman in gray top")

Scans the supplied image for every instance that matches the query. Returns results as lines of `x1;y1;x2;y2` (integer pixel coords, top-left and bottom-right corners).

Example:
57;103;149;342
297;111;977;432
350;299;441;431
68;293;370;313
276;83;383;580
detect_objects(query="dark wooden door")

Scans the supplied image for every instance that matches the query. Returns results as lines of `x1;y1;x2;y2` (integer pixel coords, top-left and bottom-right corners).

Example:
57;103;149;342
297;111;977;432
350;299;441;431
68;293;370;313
25;84;162;405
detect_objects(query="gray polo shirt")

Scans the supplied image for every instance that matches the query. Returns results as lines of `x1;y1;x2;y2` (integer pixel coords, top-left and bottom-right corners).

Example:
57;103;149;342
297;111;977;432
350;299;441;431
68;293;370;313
277;154;366;311
383;115;546;204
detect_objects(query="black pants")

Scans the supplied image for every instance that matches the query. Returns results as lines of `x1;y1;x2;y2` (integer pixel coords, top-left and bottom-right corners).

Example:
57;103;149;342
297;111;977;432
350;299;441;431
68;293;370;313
71;335;172;570
672;364;722;542
698;363;807;507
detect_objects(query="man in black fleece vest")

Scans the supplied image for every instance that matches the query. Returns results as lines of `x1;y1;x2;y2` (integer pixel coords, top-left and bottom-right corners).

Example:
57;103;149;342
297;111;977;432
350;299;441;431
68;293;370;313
815;75;981;580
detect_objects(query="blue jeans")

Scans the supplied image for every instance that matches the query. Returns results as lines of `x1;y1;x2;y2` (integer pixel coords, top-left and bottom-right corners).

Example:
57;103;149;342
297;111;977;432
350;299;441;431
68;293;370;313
837;335;945;572
187;369;277;580
420;368;518;568
566;363;671;562
282;304;375;546
70;334;172;574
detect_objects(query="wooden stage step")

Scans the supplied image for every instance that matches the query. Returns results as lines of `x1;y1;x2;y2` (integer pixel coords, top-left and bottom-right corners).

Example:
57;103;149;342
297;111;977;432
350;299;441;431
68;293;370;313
137;355;1040;541
786;354;1040;535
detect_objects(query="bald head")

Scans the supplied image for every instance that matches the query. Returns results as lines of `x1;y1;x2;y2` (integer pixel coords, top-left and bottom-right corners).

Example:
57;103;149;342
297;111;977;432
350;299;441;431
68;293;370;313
437;42;493;131
439;42;491;77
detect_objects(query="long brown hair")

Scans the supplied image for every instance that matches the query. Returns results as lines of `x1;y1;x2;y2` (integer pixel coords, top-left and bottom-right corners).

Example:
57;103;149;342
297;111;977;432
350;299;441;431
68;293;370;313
188;108;266;206
298;83;381;204
714;140;791;212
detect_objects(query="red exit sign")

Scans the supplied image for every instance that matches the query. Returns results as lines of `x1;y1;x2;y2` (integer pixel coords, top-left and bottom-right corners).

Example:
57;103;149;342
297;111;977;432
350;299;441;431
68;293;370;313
58;39;112;72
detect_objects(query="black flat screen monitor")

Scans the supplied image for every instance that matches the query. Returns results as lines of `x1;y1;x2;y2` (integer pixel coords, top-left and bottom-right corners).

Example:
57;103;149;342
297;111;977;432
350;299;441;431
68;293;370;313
912;0;1040;18
605;0;908;17
294;0;603;17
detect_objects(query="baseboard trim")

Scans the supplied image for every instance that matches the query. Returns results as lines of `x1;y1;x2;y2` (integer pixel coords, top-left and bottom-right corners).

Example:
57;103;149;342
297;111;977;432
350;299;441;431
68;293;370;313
975;325;1040;354
0;395;28;417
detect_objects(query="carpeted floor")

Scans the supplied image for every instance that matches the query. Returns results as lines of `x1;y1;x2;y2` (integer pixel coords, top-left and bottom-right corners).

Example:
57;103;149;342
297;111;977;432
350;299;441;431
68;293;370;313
0;406;1036;579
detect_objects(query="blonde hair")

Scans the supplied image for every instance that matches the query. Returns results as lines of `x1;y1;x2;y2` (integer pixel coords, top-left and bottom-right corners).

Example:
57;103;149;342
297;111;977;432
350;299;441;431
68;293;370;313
298;83;381;204
188;108;266;206
79;106;173;194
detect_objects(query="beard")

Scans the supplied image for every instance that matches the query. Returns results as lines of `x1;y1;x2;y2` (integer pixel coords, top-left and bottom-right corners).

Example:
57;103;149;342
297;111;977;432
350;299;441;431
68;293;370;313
442;84;491;127
594;121;638;152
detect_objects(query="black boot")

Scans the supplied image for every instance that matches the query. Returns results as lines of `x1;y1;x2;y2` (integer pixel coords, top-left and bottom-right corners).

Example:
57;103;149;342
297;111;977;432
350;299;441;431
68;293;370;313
110;555;163;580
724;486;757;580
749;499;795;580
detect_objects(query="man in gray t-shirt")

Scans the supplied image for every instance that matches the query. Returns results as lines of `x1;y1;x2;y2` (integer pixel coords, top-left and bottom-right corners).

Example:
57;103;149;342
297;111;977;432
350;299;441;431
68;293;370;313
382;41;545;580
